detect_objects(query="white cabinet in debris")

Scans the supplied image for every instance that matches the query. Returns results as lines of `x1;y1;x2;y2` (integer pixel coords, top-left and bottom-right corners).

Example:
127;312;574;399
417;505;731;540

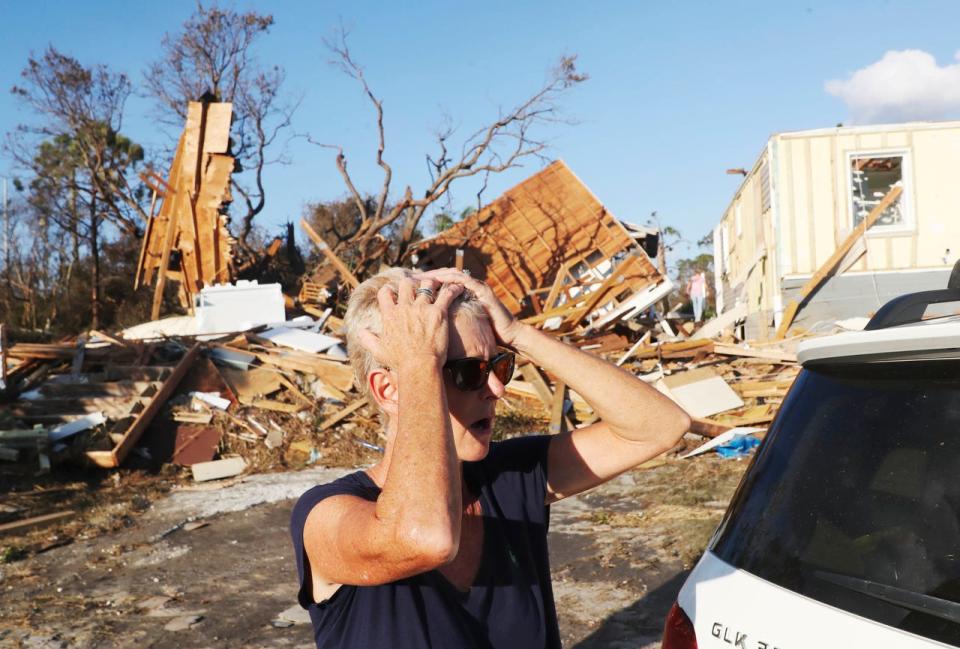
194;281;285;334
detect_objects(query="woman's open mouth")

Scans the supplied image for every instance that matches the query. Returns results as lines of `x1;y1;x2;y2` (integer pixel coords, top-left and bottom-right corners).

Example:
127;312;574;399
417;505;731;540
469;417;493;436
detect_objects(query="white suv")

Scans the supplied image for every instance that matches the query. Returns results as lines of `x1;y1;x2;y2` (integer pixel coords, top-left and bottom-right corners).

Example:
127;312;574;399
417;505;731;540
663;270;960;648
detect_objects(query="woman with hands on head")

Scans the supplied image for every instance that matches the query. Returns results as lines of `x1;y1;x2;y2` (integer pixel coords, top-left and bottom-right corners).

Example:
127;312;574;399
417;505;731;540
290;267;691;649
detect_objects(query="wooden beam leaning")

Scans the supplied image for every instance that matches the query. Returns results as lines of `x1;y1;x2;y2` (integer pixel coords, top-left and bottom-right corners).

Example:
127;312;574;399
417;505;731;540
134;184;160;291
775;184;903;339
300;219;360;289
519;363;573;432
150;136;187;320
85;344;201;468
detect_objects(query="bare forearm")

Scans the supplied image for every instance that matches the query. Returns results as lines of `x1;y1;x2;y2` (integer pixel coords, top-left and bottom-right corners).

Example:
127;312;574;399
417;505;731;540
377;361;461;554
512;324;689;443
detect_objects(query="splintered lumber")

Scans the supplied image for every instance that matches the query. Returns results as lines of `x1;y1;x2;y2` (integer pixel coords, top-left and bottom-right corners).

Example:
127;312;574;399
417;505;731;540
138;102;236;320
318;397;369;432
0;510;76;537
301;219;360;289
626;339;714;361
776;184;903;339
712;344;796;363
85;344;201;468
251;350;354;391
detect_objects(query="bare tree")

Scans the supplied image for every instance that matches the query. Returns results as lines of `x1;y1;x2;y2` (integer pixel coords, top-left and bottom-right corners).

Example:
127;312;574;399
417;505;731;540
311;30;587;278
9;48;149;235
7;48;149;328
144;2;297;255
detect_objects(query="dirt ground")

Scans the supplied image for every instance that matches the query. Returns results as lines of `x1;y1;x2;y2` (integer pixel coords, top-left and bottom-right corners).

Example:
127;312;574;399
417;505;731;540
0;441;749;649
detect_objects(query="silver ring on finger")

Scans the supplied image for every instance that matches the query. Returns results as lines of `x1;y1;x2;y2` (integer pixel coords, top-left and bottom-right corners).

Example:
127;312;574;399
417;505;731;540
415;287;435;301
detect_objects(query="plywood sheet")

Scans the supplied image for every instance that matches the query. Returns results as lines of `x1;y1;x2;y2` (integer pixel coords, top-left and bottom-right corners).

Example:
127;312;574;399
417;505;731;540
657;367;744;418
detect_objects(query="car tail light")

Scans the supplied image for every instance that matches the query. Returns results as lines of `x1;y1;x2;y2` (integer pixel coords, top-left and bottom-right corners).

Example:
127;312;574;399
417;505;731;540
662;601;698;649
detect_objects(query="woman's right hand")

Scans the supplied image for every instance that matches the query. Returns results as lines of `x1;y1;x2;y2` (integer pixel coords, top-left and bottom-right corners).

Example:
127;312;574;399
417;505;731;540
357;276;464;370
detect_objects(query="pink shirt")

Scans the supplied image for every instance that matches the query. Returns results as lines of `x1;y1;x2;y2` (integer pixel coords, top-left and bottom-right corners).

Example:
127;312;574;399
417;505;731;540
688;273;706;298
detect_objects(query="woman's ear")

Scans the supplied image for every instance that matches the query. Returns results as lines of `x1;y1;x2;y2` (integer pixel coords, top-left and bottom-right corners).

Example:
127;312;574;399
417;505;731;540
368;368;399;417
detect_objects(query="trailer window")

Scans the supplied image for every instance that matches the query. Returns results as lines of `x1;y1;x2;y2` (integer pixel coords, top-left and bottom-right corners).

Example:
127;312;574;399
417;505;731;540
849;154;910;230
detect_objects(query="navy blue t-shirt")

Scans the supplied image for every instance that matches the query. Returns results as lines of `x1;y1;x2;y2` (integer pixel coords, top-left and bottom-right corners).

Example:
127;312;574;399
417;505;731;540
289;435;560;649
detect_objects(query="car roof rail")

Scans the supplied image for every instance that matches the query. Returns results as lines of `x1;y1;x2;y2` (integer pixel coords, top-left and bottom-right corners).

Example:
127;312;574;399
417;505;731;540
865;259;960;330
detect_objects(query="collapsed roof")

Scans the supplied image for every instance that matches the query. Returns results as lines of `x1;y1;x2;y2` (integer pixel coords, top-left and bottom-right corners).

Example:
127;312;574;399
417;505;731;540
412;160;668;334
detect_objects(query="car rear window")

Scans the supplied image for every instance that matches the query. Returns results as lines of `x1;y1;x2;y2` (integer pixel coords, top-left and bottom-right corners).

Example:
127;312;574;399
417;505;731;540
712;359;960;646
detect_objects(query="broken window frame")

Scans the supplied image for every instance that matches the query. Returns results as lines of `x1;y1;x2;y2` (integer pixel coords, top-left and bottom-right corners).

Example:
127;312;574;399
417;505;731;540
846;150;914;235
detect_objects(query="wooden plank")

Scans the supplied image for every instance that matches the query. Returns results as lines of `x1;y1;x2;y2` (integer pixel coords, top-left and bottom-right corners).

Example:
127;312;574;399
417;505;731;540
543;260;574;312
318;397;369;431
626;339;714;361
89;329;135;349
202;102;233;153
249;399;304;413
0;510;75;537
151;136;187;320
85;344;201;468
300;219;359;288
712;344;797;363
518;363;554;407
776;184;903;339
616;331;652;367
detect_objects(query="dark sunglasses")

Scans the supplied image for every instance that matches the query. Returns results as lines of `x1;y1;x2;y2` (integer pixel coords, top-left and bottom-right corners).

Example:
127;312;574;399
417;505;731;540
443;351;516;391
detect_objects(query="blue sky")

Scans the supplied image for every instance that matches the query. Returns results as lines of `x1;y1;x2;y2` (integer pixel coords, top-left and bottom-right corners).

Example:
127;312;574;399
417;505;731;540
3;1;960;261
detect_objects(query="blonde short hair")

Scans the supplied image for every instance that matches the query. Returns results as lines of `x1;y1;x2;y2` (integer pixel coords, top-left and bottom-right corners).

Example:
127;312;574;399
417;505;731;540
344;267;487;405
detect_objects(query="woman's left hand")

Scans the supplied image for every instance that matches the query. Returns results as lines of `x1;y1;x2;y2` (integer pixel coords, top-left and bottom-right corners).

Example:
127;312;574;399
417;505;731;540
414;268;525;347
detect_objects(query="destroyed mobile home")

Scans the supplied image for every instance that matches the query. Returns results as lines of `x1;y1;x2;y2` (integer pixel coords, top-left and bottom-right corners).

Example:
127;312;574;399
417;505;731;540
714;120;960;340
1;145;803;548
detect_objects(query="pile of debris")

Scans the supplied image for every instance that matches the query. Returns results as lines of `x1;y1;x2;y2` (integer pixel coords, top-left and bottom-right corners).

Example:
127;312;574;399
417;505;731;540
0;290;382;488
498;330;799;459
0;150;808;546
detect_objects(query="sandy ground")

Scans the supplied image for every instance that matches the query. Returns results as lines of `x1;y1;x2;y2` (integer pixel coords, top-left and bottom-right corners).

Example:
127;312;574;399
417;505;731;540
0;455;748;648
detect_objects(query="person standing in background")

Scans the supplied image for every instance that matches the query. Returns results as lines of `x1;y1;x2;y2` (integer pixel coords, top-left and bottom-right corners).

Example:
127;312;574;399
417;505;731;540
687;271;707;322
